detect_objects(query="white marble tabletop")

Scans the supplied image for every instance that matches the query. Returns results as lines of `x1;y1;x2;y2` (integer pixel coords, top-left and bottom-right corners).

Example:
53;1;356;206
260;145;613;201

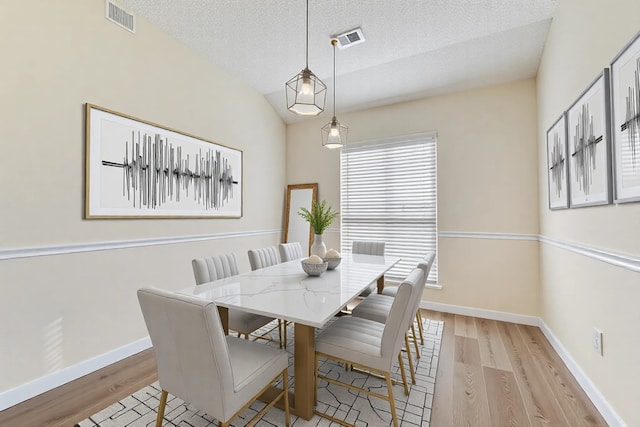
177;253;400;328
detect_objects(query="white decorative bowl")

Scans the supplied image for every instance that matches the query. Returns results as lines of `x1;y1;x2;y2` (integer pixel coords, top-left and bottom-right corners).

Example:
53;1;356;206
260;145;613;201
301;260;328;276
323;256;342;270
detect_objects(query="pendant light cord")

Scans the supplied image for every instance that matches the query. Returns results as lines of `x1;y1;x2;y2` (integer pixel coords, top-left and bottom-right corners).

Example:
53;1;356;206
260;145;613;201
305;0;309;68
332;40;336;115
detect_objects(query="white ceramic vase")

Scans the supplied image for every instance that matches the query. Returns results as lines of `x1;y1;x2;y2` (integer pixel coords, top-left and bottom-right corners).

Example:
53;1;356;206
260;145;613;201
310;234;327;258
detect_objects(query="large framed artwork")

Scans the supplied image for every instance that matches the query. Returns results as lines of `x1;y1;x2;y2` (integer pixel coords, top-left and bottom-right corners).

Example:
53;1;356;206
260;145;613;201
566;69;613;208
610;31;640;203
85;104;243;218
546;114;569;210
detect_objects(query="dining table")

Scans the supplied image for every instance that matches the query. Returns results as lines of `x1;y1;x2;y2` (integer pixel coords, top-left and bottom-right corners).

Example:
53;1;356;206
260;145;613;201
176;252;400;420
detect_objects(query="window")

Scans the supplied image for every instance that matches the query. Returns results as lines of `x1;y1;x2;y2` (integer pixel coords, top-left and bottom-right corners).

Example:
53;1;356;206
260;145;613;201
340;133;437;283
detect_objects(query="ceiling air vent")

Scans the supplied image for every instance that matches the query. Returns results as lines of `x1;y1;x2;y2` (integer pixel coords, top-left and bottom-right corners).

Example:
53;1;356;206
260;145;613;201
335;27;365;49
105;0;136;33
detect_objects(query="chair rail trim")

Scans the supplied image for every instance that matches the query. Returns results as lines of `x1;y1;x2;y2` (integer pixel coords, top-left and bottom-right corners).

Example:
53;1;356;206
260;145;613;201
439;231;640;273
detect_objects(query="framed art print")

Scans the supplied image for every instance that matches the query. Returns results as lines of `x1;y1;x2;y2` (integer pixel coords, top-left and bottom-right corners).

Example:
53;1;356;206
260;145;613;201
547;113;569;210
566;69;612;208
610;31;640;203
85;104;243;218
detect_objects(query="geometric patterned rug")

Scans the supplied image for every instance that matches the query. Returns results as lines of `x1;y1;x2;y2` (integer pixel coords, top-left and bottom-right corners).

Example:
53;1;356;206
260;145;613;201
76;318;443;427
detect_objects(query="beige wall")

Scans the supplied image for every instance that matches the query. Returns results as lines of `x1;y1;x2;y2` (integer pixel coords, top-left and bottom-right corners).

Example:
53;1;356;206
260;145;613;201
5;1;637;422
537;0;640;424
0;0;285;394
287;79;541;315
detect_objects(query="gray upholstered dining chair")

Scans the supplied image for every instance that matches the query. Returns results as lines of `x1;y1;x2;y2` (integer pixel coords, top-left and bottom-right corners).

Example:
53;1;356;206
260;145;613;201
192;253;283;347
247;246;287;349
352;240;386;256
381;252;436;345
137;287;290;427
192;252;240;283
248;246;281;271
352;240;386;297
278;242;305;262
351;254;433;385
314;268;425;427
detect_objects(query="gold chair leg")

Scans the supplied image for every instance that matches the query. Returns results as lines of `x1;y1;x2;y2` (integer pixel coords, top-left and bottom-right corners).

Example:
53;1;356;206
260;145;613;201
404;333;416;385
397;354;409;396
416;310;424;345
385;372;399;427
156;390;168;427
244;333;250;340
219;422;228;427
411;324;420;359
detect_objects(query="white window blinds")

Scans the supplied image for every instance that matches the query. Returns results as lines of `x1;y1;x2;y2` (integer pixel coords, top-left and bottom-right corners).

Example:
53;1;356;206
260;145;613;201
340;133;437;282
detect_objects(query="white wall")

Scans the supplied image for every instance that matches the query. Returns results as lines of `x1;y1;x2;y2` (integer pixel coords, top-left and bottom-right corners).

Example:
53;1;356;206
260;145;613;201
287;79;540;316
0;0;285;398
537;0;640;424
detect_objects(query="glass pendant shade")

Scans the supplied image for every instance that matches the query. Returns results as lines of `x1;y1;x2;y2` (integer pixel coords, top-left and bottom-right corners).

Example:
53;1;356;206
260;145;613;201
286;68;327;116
322;116;348;149
285;0;326;116
321;38;347;149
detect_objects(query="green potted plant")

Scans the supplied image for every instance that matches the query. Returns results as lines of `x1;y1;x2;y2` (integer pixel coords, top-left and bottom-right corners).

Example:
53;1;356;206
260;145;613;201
298;199;339;257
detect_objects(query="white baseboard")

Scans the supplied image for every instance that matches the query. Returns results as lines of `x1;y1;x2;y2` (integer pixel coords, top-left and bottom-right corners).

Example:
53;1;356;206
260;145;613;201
537;320;626;427
421;301;625;427
0;337;151;411
421;300;539;326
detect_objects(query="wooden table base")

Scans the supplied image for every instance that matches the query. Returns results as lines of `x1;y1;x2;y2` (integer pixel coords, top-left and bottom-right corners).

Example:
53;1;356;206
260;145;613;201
259;323;316;420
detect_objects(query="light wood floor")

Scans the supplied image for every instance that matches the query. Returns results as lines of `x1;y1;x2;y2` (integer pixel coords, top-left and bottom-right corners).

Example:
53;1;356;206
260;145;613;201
428;311;607;426
0;310;608;426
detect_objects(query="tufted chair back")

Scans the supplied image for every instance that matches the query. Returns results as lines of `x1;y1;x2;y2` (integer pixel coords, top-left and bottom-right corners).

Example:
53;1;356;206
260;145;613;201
192;253;239;285
380;268;424;366
137;288;233;418
248;246;281;271
278;242;305;262
352;240;386;256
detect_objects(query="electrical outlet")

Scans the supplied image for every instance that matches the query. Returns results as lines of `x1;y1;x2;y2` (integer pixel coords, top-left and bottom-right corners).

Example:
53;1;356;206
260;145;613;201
592;328;603;356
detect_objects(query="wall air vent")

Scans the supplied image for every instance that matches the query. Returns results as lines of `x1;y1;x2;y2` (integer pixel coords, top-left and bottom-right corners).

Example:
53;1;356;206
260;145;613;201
335;27;365;49
105;0;136;33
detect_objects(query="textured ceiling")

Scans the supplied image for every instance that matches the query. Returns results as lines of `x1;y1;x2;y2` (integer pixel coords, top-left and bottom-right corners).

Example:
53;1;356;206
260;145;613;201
120;0;557;124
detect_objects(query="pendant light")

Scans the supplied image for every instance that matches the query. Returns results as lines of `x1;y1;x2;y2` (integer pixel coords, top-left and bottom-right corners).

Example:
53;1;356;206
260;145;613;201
322;39;348;149
285;0;327;116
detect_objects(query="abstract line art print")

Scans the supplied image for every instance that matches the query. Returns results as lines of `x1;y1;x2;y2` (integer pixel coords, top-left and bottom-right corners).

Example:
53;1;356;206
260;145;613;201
546;114;569;210
610;31;640;203
85;104;243;218
566;69;612;208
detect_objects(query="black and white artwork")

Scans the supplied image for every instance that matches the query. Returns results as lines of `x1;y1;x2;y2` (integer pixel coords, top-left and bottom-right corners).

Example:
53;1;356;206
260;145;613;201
547;114;569;210
85;104;242;218
610;31;640;203
566;70;612;208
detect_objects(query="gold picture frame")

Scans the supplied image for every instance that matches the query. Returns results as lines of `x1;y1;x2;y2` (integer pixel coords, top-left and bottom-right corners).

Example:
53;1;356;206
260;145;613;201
85;104;243;218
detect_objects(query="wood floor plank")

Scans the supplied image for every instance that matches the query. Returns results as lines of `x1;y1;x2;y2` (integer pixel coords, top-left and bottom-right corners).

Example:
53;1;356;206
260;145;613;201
0;349;157;427
431;311;455;426
454;335;482;366
484;366;532;427
496;321;570;426
517;325;608;426
455;314;478;338
476;318;512;370
453;361;491;427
